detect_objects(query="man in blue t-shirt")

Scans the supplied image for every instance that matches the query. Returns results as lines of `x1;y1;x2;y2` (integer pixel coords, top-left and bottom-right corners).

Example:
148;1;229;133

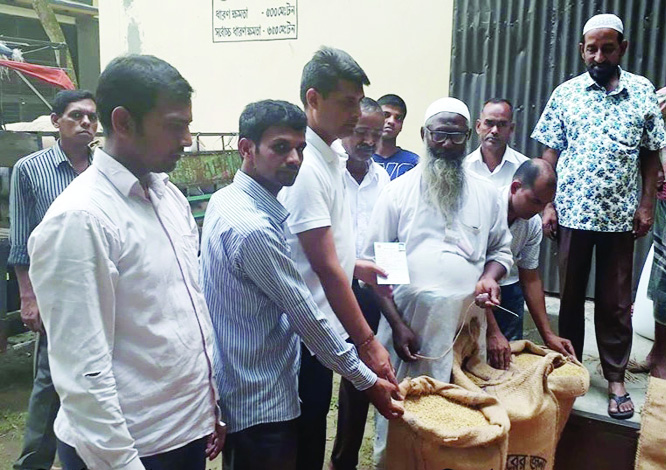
373;94;420;179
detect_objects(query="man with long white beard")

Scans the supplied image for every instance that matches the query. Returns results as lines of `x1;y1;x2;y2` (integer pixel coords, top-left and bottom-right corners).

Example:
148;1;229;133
363;97;513;466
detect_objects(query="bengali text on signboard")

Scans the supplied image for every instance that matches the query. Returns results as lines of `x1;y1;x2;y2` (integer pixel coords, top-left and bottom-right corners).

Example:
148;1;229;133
212;0;298;42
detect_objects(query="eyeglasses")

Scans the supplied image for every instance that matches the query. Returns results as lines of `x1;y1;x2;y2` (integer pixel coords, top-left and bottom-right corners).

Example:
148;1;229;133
67;111;98;122
425;127;468;144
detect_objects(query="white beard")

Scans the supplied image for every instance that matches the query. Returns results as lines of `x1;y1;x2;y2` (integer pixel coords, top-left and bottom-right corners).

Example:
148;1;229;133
421;146;466;218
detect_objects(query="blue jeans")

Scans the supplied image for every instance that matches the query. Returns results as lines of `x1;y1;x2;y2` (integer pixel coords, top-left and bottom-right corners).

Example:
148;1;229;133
496;282;525;341
57;437;208;470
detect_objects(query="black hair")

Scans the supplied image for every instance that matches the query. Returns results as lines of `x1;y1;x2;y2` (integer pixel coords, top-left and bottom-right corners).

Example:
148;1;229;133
360;97;383;115
51;90;95;116
299;46;370;107
514;159;557;190
482;98;514;119
96;54;193;136
377;94;407;117
239;100;307;145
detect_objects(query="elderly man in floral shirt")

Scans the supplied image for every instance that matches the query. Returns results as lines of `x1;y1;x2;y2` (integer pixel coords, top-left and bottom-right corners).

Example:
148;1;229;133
532;13;666;420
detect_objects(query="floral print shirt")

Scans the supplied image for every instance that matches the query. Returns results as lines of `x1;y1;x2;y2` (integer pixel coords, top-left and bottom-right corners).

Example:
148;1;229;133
532;69;666;232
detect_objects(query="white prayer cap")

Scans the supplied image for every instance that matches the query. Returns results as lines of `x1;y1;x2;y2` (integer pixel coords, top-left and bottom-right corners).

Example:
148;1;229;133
423;97;470;124
583;14;624;36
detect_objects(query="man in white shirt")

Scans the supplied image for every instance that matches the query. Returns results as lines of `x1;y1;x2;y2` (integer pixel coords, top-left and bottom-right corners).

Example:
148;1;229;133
463;98;528;186
331;97;391;470
27;55;224;470
487;159;576;370
278;47;399;470
363;97;513;466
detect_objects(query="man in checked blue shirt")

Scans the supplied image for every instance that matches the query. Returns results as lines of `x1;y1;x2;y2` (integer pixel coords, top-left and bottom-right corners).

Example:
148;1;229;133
200;100;403;470
9;89;97;470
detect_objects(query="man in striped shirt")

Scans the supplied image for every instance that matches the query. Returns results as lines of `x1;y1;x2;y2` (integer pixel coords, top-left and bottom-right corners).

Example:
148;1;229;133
200;100;402;470
9;89;97;470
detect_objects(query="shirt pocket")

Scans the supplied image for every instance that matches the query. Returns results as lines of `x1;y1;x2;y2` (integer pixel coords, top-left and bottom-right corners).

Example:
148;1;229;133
440;219;484;263
457;220;484;263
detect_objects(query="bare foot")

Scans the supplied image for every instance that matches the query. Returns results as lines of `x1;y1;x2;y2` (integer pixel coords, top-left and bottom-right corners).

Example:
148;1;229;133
649;323;666;379
648;345;666;379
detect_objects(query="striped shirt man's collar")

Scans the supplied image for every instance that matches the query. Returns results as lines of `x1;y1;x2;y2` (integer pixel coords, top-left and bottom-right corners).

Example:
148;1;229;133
52;140;94;169
233;170;288;225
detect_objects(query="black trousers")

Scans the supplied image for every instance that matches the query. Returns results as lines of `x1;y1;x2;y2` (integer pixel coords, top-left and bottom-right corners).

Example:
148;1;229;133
558;227;634;382
58;437;208;470
223;420;297;470
296;342;333;470
330;280;382;470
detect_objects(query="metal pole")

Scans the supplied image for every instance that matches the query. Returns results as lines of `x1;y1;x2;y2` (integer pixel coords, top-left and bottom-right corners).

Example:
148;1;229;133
14;70;51;110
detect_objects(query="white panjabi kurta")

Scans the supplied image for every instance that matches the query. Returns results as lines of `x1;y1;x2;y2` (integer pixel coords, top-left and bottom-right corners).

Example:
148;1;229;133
362;163;513;468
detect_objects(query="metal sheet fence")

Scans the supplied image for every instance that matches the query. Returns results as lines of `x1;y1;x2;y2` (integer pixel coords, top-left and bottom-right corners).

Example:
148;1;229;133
450;0;666;296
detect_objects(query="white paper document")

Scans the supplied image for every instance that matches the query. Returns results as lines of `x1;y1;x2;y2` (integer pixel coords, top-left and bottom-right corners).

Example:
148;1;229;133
374;242;410;285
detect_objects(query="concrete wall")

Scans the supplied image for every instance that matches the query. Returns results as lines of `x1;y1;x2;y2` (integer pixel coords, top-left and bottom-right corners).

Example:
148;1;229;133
98;0;454;152
76;16;100;92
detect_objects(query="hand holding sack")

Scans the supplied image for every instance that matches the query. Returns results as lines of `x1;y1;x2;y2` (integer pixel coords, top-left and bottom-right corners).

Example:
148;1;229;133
508;340;590;438
386;376;510;470
452;322;589;470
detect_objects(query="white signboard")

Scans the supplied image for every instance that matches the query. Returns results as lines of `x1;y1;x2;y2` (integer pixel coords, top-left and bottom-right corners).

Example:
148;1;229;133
212;0;298;42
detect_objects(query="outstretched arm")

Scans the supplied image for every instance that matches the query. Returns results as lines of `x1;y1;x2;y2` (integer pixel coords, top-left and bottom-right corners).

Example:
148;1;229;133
520;268;576;358
297;227;398;386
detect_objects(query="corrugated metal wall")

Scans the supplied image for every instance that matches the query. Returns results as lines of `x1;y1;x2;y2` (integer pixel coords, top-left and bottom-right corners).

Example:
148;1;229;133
450;0;666;296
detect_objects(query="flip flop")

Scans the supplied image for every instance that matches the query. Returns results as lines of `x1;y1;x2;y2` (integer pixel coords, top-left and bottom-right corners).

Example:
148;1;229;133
608;393;634;420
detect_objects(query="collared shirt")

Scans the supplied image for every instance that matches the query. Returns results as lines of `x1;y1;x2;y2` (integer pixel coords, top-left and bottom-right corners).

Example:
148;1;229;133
499;187;542;286
361;165;513;281
372;148;420;180
463;145;529;188
343;160;391;257
27;149;217;470
9;141;92;265
278;127;356;339
531;68;666;232
201;171;376;433
361;165;513;383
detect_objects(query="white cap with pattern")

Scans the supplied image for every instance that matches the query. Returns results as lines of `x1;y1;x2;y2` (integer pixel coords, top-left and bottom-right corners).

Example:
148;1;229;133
583;13;624;36
423;97;470;125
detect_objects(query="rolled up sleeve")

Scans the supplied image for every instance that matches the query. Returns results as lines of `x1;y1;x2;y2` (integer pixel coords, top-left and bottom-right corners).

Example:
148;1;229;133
8;163;35;266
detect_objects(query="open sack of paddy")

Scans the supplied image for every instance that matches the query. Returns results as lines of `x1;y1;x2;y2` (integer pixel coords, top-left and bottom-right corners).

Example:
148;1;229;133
509;340;590;437
386;376;510;470
451;320;589;470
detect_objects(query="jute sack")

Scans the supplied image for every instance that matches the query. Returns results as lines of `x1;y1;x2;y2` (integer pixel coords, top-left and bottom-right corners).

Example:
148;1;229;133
509;341;589;437
386;376;510;470
634;376;666;470
452;323;560;470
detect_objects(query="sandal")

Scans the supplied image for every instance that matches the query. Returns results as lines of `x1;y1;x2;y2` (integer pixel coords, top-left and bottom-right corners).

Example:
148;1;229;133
608;393;634;420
